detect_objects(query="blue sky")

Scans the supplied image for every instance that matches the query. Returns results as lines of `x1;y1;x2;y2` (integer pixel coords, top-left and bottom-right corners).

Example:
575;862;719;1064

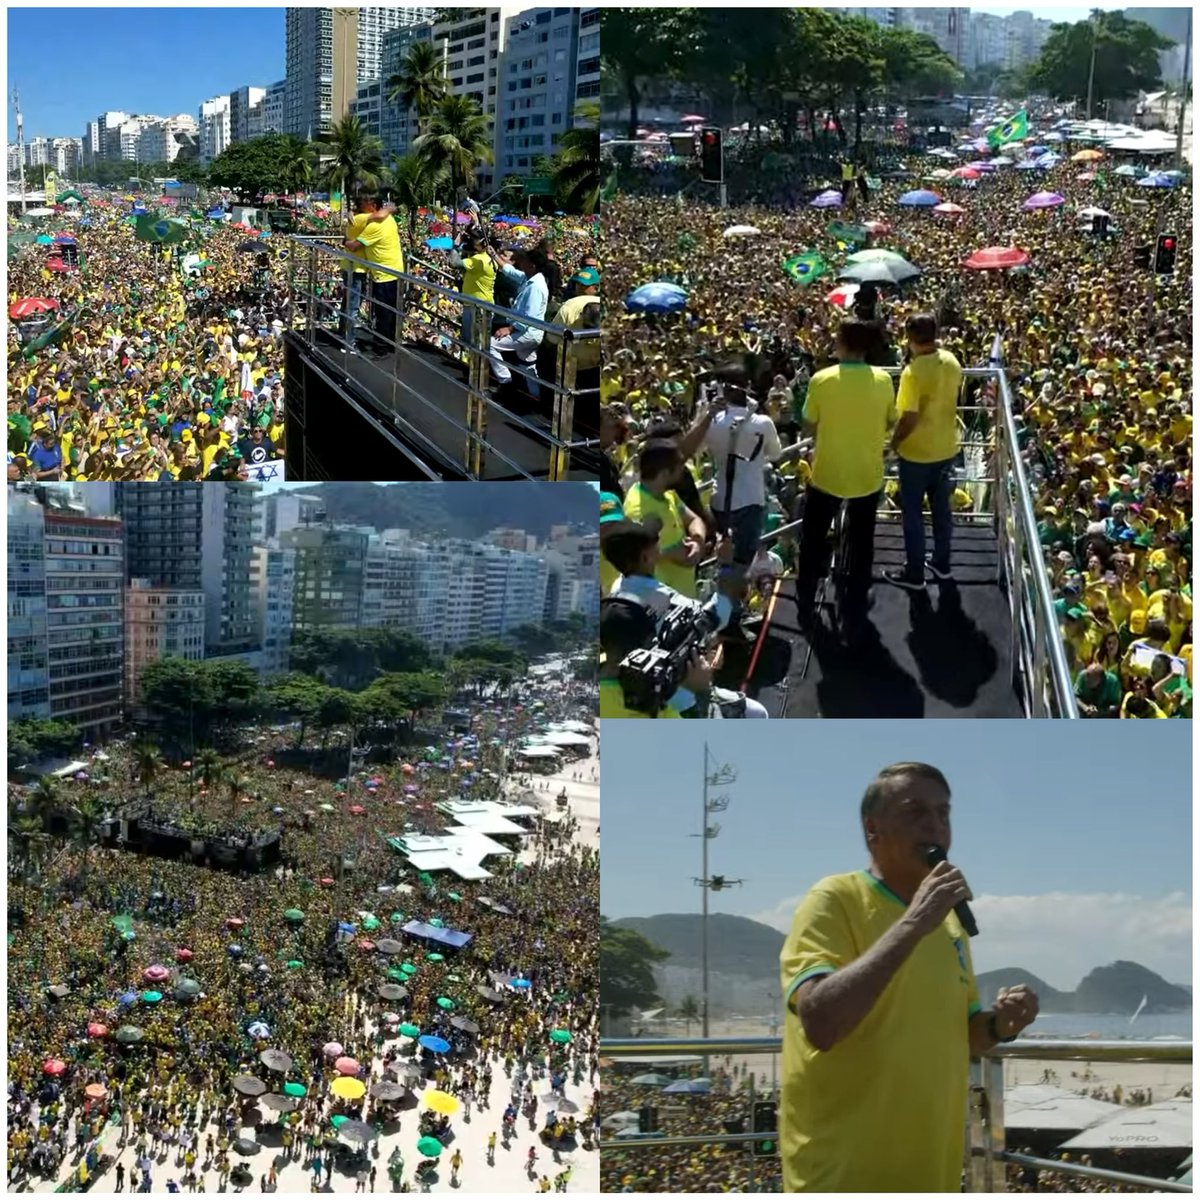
7;9;286;141
600;722;1192;989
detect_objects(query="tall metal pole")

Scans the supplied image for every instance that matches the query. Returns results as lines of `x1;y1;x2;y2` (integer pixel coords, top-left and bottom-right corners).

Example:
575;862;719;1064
14;88;27;213
701;742;710;1043
1174;8;1191;171
1085;15;1098;122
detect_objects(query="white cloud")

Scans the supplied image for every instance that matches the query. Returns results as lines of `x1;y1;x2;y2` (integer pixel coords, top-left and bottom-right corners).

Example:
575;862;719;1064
748;891;1192;992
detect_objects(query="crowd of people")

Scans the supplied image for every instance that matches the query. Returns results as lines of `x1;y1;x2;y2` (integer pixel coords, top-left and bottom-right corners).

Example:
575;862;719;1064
600;135;1191;715
7;192;601;481
7;680;599;1193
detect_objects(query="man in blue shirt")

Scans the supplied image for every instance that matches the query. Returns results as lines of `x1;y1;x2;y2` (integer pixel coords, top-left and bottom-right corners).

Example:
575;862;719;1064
484;245;548;400
28;429;63;479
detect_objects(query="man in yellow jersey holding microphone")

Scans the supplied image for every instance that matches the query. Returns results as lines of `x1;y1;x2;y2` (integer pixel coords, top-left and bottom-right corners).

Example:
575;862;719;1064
779;762;1039;1191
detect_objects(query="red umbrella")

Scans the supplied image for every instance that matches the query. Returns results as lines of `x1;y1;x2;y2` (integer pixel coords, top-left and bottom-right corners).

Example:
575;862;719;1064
825;284;860;308
357;939;377;951
334;1056;361;1075
963;246;1029;270
862;220;890;235
950;166;980;180
319;877;335;886
9;297;58;319
933;202;966;216
43;1059;67;1076
45;259;69;273
679;113;706;124
87;1023;107;1038
176;948;194;963
85;1083;108;1100
226;917;245;929
348;805;366;815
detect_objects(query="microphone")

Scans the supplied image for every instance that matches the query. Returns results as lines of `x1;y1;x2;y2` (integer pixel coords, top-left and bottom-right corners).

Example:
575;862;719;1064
924;844;978;938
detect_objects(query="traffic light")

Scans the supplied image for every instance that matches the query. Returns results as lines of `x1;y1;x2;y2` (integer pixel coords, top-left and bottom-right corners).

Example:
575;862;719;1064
751;1099;777;1156
700;126;723;184
1155;233;1177;274
1133;244;1152;269
638;1105;659;1133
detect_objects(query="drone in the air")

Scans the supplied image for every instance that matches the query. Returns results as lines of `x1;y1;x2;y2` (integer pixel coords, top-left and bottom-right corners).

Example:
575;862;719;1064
693;875;744;892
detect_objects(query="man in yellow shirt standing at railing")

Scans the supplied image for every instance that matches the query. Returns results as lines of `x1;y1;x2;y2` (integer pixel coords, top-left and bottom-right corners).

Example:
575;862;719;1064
344;194;404;359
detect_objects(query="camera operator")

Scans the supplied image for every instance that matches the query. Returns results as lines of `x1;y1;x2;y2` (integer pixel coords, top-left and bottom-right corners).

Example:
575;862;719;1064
599;520;769;719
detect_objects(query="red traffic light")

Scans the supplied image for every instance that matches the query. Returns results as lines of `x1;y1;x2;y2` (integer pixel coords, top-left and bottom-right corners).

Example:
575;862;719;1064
703;132;716;145
1163;238;1175;250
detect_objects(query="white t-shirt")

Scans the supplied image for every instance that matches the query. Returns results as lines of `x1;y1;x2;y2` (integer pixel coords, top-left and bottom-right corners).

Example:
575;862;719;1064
705;407;783;511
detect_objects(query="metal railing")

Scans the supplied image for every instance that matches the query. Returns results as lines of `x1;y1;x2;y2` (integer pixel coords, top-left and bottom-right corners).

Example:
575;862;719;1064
599;1036;1192;1193
284;236;599;480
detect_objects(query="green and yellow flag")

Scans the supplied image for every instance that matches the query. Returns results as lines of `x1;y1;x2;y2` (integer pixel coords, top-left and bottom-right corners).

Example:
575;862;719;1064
134;215;189;245
781;252;828;285
987;109;1028;149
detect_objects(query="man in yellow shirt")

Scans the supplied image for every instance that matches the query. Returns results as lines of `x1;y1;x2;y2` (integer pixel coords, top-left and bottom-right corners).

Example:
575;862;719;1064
887;312;964;589
795;318;897;628
449;230;495;352
779;762;1039;1192
344;194;405;358
340;196;373;352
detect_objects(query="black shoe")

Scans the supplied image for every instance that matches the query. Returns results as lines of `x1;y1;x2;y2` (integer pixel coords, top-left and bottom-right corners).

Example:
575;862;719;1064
925;556;954;582
883;569;926;591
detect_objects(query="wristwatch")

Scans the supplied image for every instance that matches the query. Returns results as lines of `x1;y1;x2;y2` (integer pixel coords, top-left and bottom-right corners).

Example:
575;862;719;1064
988;1013;1018;1044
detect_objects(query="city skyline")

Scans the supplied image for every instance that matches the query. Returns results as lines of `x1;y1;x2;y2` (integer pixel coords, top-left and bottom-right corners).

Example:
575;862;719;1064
600;722;1191;990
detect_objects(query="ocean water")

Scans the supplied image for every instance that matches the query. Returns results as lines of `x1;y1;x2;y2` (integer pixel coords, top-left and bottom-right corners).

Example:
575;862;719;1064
1024;1011;1191;1040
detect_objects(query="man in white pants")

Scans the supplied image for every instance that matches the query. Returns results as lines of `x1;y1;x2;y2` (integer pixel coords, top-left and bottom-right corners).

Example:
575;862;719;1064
485;245;548;401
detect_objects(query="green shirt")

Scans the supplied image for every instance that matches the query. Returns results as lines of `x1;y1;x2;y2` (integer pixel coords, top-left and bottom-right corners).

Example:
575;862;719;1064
1074;669;1121;713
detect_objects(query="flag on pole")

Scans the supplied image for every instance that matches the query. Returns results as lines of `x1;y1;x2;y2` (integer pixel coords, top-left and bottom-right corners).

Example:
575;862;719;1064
600;169;618;204
781;252;828;285
987;110;1029;149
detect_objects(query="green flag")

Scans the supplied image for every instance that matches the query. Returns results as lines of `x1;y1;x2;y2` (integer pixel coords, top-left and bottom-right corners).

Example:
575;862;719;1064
825;220;868;246
987;109;1028;148
134;215;189;245
781;252;828;285
600;168;618;204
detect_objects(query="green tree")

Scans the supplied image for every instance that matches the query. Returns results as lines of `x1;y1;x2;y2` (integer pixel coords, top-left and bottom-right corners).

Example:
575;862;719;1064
1028;11;1173;107
278;135;316;195
195;748;225;791
64;791;109;886
498;173;526;206
553;102;601;214
8;717;81;771
388;39;448;144
388;153;446;244
677;994;701;1035
316;114;385;200
133;740;162;802
10;813;49;881
600;917;670;1021
413;94;494;212
601;8;701;142
266;673;332;748
207;133;312;201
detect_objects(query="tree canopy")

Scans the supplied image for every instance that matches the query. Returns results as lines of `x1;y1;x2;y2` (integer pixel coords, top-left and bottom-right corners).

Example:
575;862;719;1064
600;917;670;1018
207;133;317;202
8;717;81;772
1027;12;1173;106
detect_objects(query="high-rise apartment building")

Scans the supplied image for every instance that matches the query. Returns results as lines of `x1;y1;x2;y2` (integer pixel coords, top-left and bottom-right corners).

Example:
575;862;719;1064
230;86;268;143
285;7;436;138
896;7;970;66
263;80;288;135
116;483;261;657
260;491;325;540
543;531;599;624
137;115;199;164
252;544;296;677
281;525;371;630
199;96;232;165
125;580;206;702
8;489;52;723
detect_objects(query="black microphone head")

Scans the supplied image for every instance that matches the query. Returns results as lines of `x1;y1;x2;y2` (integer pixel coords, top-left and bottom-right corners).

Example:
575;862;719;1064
924;844;947;867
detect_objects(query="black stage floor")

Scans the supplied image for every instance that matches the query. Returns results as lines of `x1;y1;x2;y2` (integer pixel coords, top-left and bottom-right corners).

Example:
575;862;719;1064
304;329;596;481
715;521;1024;719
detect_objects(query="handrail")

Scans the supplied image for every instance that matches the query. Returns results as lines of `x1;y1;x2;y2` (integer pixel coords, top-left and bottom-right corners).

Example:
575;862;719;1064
600;1036;1192;1193
283;236;598;480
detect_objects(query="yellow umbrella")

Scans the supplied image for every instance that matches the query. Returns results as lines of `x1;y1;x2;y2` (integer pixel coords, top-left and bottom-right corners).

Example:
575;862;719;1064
1071;149;1104;163
331;1076;366;1100
422;1089;459;1115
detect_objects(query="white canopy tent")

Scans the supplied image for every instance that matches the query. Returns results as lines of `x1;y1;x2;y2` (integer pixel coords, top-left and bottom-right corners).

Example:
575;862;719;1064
1059;1100;1193;1150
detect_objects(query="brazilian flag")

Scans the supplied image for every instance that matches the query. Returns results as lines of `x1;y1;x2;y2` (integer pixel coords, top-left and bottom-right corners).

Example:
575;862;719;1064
782;252;827;285
134;215;189;245
987;109;1028;149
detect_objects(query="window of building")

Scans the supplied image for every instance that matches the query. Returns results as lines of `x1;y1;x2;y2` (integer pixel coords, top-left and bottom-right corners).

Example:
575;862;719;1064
536;9;551;23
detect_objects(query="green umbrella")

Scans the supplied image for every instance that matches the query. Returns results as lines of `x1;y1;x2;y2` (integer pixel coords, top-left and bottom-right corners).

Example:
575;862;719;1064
398;1023;421;1038
283;909;305;922
845;248;914;268
362;917;381;931
436;997;454;1011
416;1137;442;1157
331;1114;349;1128
387;967;406;983
115;1025;144;1044
426;953;444;963
428;919;444;928
283;1081;307;1097
175;979;202;1000
390;912;404;923
286;960;304;969
550;1029;572;1044
141;990;163;1004
400;962;418;975
447;892;461;902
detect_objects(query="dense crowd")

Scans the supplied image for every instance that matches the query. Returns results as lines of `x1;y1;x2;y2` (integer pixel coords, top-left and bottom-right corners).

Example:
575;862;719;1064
7;685;598;1192
7;197;600;482
601;143;1191;713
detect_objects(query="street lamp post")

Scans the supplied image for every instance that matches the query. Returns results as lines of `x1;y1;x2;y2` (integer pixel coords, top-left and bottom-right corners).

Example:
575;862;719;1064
696;743;737;1044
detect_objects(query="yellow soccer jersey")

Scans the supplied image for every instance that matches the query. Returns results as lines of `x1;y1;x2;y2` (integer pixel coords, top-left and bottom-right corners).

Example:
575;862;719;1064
779;870;980;1193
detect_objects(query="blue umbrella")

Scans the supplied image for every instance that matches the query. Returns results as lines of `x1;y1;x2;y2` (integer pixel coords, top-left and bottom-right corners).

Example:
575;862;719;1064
1137;173;1176;188
337;922;356;934
624;282;688;314
1014;160;1042;170
808;189;843;208
512;978;532;989
418;1035;451;1054
1024;145;1048;156
247;1021;271;1038
118;990;138;1006
228;944;243;957
662;1079;712;1094
1035;153;1061;167
426;236;453;250
897;190;941;207
53;235;76;244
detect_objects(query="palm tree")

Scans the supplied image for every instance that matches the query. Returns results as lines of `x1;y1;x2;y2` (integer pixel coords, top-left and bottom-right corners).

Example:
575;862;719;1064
195;748;224;792
316;115;385;201
134;740;162;802
226;774;248;824
677;995;701;1036
28;776;60;822
552;102;601;214
413;95;494;215
279;135;315;197
65;792;109;887
387;40;448;143
11;813;49;881
387;153;447;245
